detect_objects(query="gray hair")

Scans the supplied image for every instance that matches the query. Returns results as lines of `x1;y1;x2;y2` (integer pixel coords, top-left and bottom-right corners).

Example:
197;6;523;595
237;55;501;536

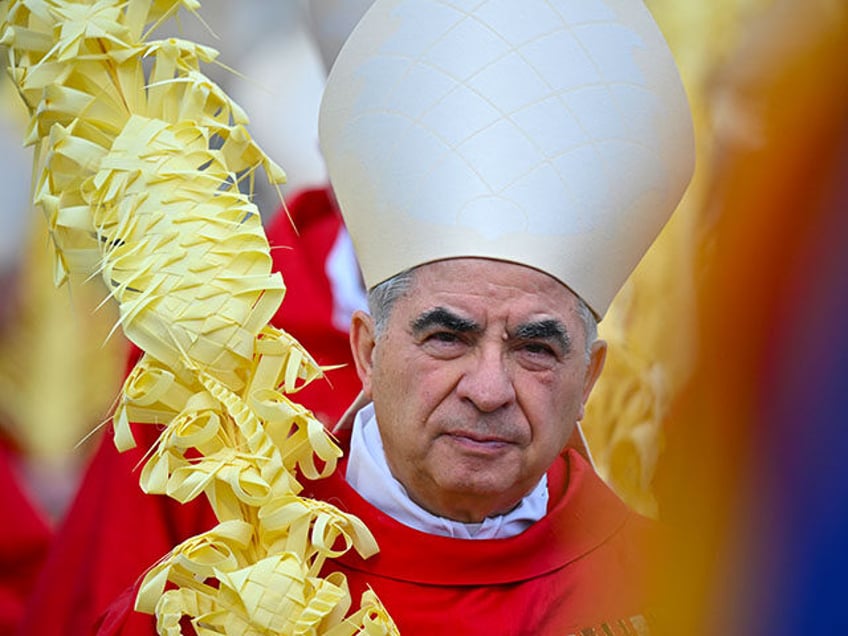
575;297;599;360
367;267;417;337
367;266;599;357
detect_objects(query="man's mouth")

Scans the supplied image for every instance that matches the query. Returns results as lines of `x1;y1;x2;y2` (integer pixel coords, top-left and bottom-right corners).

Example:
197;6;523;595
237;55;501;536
443;431;514;453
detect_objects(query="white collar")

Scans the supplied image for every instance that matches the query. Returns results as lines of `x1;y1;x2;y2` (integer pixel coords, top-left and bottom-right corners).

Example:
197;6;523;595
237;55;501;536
345;403;548;539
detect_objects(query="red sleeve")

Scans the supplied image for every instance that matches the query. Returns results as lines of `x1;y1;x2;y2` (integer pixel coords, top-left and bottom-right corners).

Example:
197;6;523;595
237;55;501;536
92;583;157;636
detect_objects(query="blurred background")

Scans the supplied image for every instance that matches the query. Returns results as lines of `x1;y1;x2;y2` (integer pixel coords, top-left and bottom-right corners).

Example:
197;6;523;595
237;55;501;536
0;0;846;634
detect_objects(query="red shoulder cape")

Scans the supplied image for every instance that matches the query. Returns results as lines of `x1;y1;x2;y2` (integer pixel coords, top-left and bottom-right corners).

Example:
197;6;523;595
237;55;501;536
302;431;664;635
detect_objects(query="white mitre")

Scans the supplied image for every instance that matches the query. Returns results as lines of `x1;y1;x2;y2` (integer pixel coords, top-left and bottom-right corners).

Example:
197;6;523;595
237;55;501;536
319;0;694;318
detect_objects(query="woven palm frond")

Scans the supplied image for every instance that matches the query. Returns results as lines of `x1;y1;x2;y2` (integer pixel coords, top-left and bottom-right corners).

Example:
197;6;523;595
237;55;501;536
0;0;398;632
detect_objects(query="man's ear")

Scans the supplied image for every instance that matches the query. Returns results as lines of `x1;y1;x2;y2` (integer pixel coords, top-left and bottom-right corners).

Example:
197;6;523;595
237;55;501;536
577;339;607;420
350;309;377;399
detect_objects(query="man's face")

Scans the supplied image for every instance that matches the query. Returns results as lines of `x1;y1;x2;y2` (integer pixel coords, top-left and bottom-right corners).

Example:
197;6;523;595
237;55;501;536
350;258;606;523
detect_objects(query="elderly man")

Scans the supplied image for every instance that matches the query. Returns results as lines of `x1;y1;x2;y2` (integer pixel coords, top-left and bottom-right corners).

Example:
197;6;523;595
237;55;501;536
298;0;694;633
98;0;693;633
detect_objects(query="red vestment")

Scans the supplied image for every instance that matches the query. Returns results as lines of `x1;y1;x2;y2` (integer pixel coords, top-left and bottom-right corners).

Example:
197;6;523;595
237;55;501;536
96;428;663;636
302;437;663;635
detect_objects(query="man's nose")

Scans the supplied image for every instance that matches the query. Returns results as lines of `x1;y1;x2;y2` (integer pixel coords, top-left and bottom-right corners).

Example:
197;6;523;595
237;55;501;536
455;346;516;413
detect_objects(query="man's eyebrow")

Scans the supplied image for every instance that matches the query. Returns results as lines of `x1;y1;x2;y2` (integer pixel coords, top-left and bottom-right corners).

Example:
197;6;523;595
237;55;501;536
411;307;480;334
513;319;572;353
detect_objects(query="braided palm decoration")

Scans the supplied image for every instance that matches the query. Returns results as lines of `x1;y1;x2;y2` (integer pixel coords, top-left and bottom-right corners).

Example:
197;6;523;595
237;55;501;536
0;0;398;633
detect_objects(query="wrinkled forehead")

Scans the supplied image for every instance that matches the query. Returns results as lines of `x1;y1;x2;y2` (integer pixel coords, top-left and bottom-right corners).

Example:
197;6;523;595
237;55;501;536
403;257;584;317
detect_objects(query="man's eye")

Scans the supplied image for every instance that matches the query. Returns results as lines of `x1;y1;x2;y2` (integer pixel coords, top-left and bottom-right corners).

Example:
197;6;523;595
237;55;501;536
429;331;460;344
521;342;555;357
419;331;467;358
